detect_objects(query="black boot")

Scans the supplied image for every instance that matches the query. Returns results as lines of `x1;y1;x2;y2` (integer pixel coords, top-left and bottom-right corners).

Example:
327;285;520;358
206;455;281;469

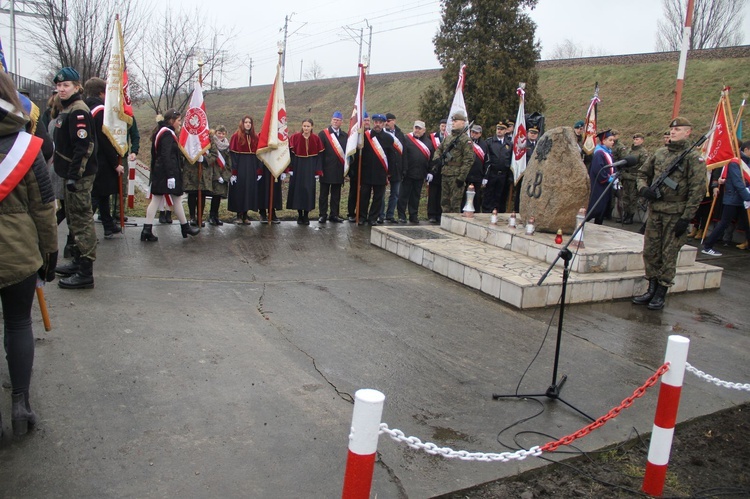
58;257;94;289
165;211;173;224
181;223;200;238
623;214;634;225
140;224;158;242
259;209;268;224
55;247;81;276
648;285;668;310
63;233;75;258
11;392;37;436
632;278;657;305
159;210;167;224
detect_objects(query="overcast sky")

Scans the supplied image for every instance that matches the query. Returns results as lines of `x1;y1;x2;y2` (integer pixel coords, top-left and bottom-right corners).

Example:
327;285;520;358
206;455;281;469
3;0;748;87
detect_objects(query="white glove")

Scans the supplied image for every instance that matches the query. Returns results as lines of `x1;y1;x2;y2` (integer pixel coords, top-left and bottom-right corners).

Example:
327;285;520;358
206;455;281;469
612;178;622;190
218;177;225;184
744;200;750;210
289;171;294;177
481;178;488;187
426;173;433;184
167;178;175;189
280;173;287;181
315;175;320;181
257;175;263;181
230;175;237;185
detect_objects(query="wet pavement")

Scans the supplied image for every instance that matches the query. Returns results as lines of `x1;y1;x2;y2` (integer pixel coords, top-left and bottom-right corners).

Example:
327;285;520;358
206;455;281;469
1;218;748;498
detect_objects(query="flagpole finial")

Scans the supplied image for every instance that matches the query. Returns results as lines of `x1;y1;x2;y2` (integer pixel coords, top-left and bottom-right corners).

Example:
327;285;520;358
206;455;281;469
519;82;526;90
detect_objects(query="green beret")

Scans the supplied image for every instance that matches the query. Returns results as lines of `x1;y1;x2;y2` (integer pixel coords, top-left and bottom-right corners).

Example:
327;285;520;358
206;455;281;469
669;116;692;128
53;67;81;84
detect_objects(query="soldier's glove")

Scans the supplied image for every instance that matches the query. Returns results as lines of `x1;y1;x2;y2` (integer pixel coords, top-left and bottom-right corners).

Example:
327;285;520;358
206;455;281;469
674;219;690;237
66;179;78;192
38;250;58;283
639;186;658;201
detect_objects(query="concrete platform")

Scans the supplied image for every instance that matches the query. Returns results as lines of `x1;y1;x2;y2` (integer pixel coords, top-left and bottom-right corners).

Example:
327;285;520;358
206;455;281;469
0;218;747;498
372;213;723;309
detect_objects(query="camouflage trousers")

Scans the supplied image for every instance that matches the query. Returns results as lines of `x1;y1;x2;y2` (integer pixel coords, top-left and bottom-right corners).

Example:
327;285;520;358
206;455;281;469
642;211;686;287
64;174;97;261
441;176;465;214
619;178;638;218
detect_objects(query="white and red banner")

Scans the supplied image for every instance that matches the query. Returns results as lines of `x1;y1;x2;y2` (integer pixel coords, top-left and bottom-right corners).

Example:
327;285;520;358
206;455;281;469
345;63;366;175
582;84;600;156
703;87;740;171
0;132;42;202
510;85;527;185
257;58;290;178
446;64;467;135
178;81;211;164
102;16;133;157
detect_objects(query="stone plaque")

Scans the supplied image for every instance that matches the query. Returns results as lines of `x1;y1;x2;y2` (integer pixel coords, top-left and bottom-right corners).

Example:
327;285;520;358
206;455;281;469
519;126;590;234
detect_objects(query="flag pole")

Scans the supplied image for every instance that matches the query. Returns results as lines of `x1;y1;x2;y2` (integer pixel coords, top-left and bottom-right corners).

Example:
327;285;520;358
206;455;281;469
734;95;747;136
35;285;51;332
354;62;367;224
197;59;204;228
118;157;125;229
672;0;695;118
269;49;283;224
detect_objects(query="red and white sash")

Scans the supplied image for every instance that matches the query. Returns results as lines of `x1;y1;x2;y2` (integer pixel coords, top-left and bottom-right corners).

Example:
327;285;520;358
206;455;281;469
216;150;226;169
391;134;403;155
430;133;441;150
0;132;43;202
155;126;177;149
598;148;613;184
472;142;485;162
323;128;346;165
406;133;431;160
90;104;105;117
366;131;388;172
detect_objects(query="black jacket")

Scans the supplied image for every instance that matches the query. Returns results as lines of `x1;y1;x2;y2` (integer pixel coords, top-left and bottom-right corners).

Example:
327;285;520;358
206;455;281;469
402;132;434;180
360;129;394;186
318;126;347;184
150;124;184;195
52;93;97;180
86;96;122;197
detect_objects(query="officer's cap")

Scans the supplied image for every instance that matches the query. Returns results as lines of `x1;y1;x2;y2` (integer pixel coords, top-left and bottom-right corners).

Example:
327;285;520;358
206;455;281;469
451;111;467;121
496;122;507;130
669;116;692;128
528;126;539;133
470;124;482;133
53;67;81;84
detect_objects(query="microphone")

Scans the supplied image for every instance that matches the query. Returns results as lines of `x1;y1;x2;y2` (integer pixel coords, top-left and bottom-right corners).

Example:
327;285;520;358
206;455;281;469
612;155;638;169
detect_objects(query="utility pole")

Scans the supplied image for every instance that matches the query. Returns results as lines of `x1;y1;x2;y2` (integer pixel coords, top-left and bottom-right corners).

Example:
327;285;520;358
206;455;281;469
366;24;373;74
281;13;295;82
248;58;253;87
300;59;303;81
0;0;51;74
357;28;363;65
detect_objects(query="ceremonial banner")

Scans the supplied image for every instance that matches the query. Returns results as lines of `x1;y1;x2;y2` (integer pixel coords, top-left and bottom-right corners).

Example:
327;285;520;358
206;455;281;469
510;85;527;185
178;81;211;164
344;63;366;175
446;64;467;135
257;58;290;178
0;36;7;73
703;88;739;171
102;16;133;156
582;83;600;155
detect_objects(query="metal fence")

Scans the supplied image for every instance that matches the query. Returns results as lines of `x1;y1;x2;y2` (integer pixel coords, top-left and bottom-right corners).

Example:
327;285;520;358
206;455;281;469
9;72;54;107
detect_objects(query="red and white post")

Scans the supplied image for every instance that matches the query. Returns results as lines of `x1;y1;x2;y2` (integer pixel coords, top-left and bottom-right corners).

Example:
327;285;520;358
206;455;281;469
642;335;690;496
127;162;136;209
342;389;385;499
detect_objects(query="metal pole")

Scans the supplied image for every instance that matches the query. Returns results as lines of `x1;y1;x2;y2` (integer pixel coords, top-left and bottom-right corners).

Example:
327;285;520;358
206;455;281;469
366;25;372;74
10;0;16;73
282;15;290;82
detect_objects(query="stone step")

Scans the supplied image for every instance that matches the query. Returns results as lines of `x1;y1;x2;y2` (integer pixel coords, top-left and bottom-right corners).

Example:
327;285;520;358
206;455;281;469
371;223;722;309
439;213;698;274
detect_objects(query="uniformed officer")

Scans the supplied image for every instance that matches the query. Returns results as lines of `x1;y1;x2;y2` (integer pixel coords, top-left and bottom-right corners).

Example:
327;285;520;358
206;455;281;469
620;132;648;224
633;117;706;310
52;67;98;290
432;112;473;214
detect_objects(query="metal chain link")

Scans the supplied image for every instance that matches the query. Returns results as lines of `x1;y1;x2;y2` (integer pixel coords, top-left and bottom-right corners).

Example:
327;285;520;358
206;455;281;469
685;362;750;391
379;424;542;462
541;363;670;452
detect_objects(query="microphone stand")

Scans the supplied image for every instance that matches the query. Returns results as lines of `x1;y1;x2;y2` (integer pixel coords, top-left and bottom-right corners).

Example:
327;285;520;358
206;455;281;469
492;167;627;422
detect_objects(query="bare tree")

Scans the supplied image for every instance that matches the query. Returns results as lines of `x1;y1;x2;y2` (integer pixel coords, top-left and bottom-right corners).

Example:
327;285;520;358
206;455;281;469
656;0;745;51
32;0;148;82
130;6;233;113
303;60;325;80
548;39;610;60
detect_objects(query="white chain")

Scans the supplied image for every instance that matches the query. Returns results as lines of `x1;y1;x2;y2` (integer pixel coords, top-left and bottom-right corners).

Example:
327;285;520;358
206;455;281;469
685;362;750;391
379;423;542;462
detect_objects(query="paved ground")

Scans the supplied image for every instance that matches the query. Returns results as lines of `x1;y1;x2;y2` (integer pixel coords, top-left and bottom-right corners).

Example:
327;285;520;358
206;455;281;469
1;218;748;498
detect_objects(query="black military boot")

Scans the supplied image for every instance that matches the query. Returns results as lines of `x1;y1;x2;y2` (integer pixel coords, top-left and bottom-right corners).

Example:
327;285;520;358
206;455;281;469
55;247;81;276
181;223;200;238
165;211;173;224
63;233;75;258
632;278;657;305
11;392;37;436
58;257;94;289
159;210;167;224
647;285;668;310
140;224;158;242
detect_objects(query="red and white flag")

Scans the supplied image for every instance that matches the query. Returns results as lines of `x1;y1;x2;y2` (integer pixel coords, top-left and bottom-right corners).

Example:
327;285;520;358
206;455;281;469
102;15;133;157
582;83;600;156
257;57;290;178
703;87;740;171
510;85;527;185
178;81;211;164
344;63;366;175
446;64;468;135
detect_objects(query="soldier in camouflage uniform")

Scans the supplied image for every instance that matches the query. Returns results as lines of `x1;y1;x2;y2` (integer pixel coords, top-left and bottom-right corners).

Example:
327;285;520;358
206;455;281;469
619;132;649;224
432;112;474;214
633;117;706;310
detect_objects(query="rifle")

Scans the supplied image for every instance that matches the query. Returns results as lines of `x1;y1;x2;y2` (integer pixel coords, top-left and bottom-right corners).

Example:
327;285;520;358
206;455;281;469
432;120;473;174
649;126;714;199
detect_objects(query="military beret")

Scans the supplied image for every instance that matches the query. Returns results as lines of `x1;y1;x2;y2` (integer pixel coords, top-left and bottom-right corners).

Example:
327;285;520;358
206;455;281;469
596;129;613;141
451;111;467;121
470;124;482;133
633;132;644;139
53;67;81;84
663;130;671;136
574;120;585;128
385;113;396;120
371;114;387;122
332;111;343;119
669;116;692;127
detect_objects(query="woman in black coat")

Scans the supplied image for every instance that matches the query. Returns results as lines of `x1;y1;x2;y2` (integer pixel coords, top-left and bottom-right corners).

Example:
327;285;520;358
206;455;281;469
140;109;199;242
